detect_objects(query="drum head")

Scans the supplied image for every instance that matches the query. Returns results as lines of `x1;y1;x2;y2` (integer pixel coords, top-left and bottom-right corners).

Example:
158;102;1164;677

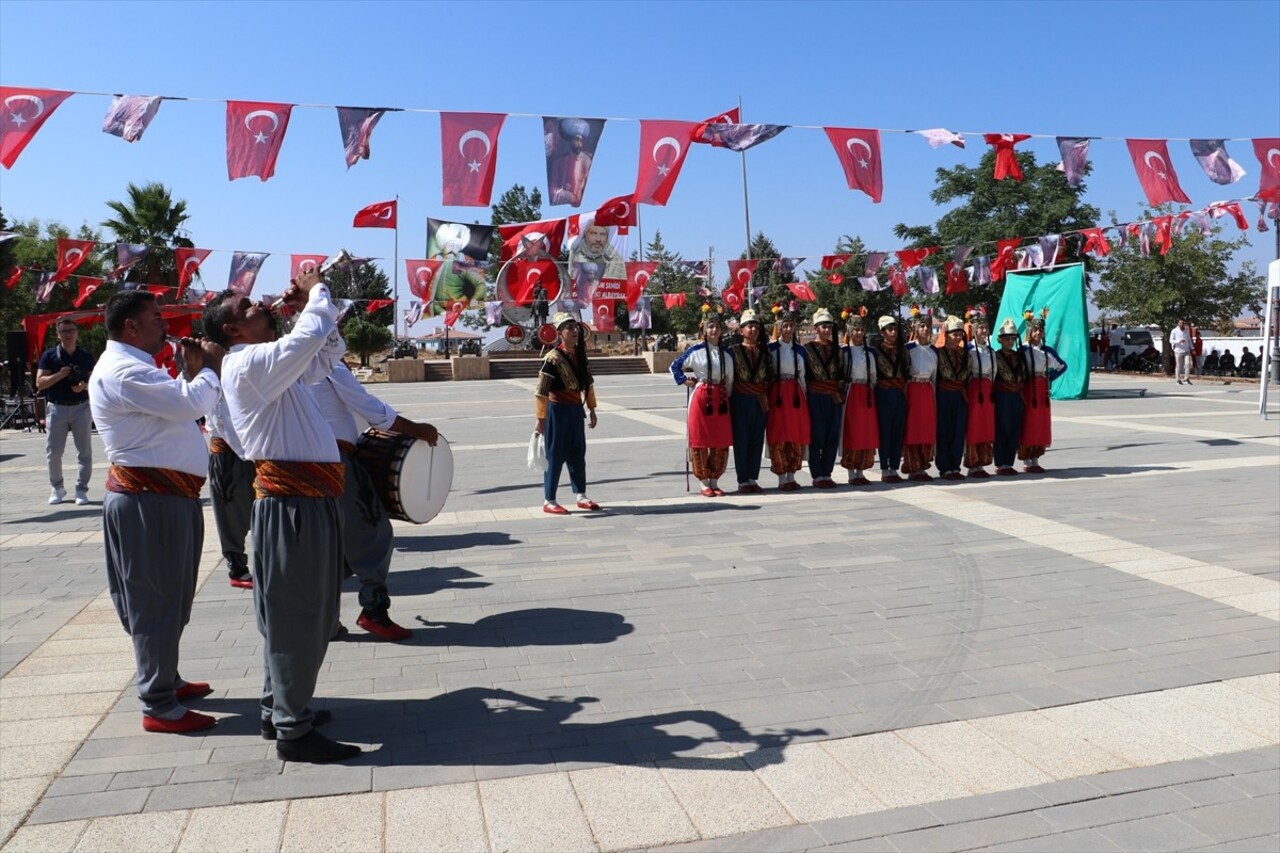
537;323;558;346
505;324;526;343
397;435;454;523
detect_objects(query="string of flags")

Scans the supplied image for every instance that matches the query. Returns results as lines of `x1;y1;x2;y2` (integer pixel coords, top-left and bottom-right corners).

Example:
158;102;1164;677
2;86;1277;210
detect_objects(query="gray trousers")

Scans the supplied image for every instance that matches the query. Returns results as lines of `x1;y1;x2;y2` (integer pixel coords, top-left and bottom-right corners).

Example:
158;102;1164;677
46;401;93;492
209;449;255;574
103;491;201;717
340;455;394;613
252;494;343;740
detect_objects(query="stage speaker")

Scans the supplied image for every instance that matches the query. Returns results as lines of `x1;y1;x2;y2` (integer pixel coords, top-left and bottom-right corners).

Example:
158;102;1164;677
6;329;29;391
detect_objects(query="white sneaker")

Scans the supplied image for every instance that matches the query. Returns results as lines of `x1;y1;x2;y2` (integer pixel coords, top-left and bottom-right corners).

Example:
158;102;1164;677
48;488;66;505
75;491;89;505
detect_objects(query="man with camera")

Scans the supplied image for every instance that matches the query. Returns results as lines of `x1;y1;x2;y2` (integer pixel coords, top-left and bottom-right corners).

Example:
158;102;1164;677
36;318;96;504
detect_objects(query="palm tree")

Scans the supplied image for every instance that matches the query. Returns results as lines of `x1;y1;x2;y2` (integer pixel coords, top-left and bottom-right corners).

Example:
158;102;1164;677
101;182;194;289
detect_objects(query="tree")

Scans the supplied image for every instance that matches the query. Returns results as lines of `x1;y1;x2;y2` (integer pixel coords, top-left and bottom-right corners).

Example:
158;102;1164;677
342;316;393;367
327;261;394;330
100;182;195;290
800;235;904;331
892;149;1100;320
1;217;109;363
1095;207;1264;370
638;231;700;335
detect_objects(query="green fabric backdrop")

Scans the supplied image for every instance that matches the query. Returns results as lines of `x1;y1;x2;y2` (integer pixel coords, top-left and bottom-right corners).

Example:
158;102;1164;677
996;264;1089;400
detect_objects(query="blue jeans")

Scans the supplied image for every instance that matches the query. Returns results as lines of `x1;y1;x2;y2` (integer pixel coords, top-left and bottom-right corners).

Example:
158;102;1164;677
46;401;93;492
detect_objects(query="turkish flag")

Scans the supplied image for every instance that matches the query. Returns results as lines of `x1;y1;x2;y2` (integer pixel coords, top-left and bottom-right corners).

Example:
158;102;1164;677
635;120;698;206
499;218;566;263
0;87;73;169
983;133;1031;181
440;112;506;206
990;239;1020;282
889;266;908;296
786;282;816;302
52;238;95;282
625;261;657;311
404;259;444;301
226;101;292;182
944;263;968;296
1125;139;1191;205
1152;215;1174;255
693;106;740;141
4;265;24;289
592;299;617;331
724;258;756;309
353;199;397;228
1080;228;1110;257
365;299;394;314
291;254;328;281
1253;138;1280;202
510;259;559;305
1207;201;1249;232
443;298;467;328
73;277;103;309
145;285;171;302
595;194;637;230
663;292;687;310
821;254;851;271
824;127;883;203
175;247;212;293
895;247;936;270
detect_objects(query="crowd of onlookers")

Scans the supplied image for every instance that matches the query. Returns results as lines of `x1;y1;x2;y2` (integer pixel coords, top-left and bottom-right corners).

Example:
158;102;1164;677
1089;322;1265;379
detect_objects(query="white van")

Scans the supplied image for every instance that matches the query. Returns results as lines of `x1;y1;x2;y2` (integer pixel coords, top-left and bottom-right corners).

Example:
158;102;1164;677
1092;325;1163;359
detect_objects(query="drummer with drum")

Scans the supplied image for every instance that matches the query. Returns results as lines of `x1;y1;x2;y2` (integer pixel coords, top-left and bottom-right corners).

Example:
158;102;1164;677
310;358;437;642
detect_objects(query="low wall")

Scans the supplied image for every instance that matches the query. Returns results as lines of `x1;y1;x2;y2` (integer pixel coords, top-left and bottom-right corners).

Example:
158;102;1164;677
451;355;490;381
645;352;679;375
386;358;425;383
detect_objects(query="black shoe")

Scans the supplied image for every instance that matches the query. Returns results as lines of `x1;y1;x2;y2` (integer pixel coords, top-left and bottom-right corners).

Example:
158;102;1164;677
276;728;360;763
261;708;332;741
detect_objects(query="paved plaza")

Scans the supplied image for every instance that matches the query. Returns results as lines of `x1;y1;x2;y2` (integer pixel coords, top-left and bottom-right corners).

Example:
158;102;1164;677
1;371;1277;852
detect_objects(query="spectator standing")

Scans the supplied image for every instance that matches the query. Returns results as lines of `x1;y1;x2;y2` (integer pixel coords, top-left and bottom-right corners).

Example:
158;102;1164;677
1170;318;1193;385
36;318;96;505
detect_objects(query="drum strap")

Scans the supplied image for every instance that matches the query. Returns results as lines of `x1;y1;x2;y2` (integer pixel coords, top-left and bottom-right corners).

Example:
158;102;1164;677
254;460;344;499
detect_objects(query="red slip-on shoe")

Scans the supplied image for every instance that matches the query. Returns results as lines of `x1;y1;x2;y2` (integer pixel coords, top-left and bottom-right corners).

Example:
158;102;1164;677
908;472;934;482
996;467;1020;476
357;611;412;642
1025;465;1047;474
175;681;213;701
711;488;726;497
576;499;601;510
543;503;569;515
882;473;904;484
142;710;217;734
700;487;716;497
229;575;253;590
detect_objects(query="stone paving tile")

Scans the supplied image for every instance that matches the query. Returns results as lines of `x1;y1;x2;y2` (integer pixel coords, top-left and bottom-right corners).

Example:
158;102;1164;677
385;784;487;853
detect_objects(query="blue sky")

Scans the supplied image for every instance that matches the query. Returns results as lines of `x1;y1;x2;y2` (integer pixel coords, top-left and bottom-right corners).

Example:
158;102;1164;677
2;0;1277;332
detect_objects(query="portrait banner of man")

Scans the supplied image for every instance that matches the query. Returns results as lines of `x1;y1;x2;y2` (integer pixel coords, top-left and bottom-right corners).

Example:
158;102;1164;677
425;218;495;316
566;217;627;314
544;117;607;208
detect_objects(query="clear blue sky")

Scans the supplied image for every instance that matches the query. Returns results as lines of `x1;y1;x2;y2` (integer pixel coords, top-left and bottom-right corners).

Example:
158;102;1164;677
2;0;1277;332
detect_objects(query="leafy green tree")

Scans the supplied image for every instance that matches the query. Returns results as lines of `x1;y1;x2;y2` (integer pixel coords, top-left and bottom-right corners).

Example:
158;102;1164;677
1;218;109;362
1095;206;1264;370
328;261;394;330
342;315;393;367
801;235;902;330
640;231;700;335
893;149;1099;320
100;182;195;289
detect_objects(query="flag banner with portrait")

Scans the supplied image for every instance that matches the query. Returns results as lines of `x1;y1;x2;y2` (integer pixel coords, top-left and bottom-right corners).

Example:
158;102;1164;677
425;218;494;314
997;264;1089;401
566;217;627;312
228;251;269;296
544;117;606;208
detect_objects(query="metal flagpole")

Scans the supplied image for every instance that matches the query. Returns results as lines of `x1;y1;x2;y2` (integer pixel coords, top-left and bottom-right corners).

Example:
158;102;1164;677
393;194;401;341
739;95;755;308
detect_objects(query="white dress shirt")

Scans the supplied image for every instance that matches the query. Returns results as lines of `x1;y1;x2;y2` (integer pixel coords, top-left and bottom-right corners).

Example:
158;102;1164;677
205;392;247;458
311;365;399;446
906;341;938;383
842;344;878;385
89;341;219;477
1170;326;1191;354
221;285;341;463
770;340;807;392
968;344;996;382
674;343;735;396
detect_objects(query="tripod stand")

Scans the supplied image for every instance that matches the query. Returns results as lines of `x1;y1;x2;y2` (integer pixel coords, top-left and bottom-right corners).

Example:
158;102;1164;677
0;384;43;432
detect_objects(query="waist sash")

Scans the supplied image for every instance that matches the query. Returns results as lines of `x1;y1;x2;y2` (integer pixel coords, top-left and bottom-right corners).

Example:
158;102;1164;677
106;464;205;500
549;390;583;405
254;460;345;499
209;437;232;455
809;379;842;398
994;380;1022;393
939;380;965;392
877;377;906;390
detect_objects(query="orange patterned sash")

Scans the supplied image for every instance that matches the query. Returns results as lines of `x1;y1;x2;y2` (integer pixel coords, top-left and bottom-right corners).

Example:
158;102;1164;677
336;440;357;457
209;437;232;454
106;465;205;500
253;460;344;499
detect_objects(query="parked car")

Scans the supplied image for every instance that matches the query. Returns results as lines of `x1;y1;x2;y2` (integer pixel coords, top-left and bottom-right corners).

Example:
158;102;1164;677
1092;326;1165;360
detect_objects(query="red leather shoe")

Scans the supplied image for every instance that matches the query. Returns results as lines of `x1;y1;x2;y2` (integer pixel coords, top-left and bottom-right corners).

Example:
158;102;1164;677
229;575;253;590
357;611;412;642
850;476;871;486
996;467;1020;476
882;473;903;484
576;499;601;510
543;503;569;515
142;710;216;734
700;487;716;497
175;681;213;701
1025;465;1047;474
711;488;726;497
968;470;991;479
908;472;934;482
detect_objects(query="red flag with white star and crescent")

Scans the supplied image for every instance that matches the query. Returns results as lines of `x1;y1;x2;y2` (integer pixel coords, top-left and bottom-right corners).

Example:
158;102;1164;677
693;106;740;142
824;127;883;203
593;299;617;332
724;259;757;308
1125;139;1191;205
1253;138;1280;202
635;120;699;206
290;254;328;281
404;259;443;301
175;247;212;293
440;112;506;207
52;238;95;283
499;219;566;263
594;194;638;231
0;87;74;169
626;261;658;311
226;101;292;181
353;200;397;229
510;259;560;305
74;278;103;309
